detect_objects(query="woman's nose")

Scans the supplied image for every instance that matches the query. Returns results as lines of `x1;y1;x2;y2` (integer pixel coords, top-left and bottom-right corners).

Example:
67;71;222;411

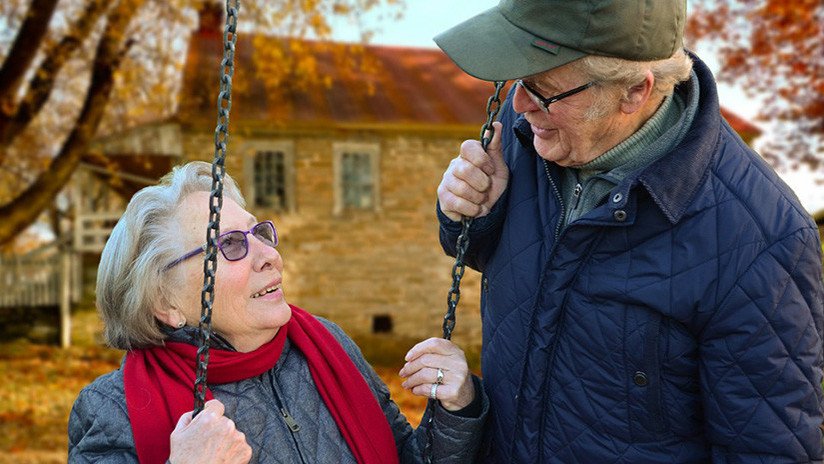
250;235;281;271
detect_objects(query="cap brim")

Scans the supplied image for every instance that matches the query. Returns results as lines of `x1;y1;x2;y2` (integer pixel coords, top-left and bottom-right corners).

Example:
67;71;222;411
434;7;586;81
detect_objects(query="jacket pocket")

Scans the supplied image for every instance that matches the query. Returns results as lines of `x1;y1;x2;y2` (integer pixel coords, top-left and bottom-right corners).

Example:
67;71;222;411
640;313;667;435
629;312;669;438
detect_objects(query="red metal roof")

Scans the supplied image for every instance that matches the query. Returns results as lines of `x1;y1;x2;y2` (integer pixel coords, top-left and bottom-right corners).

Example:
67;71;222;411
178;35;509;129
178;30;760;137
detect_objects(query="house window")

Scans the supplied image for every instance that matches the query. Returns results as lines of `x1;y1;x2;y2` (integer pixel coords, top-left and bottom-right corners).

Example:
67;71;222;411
253;150;287;209
334;142;380;214
244;141;294;213
342;152;373;209
372;315;393;334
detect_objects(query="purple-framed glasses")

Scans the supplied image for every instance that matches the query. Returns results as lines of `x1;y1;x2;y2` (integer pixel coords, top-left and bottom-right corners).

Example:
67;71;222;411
164;221;278;271
517;79;596;113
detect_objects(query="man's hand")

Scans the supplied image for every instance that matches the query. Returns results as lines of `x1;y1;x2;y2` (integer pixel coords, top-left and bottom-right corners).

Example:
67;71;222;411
437;121;508;222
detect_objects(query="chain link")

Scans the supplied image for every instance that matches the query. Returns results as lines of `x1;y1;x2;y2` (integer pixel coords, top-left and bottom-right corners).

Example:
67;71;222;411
423;80;506;463
442;81;505;341
193;0;240;417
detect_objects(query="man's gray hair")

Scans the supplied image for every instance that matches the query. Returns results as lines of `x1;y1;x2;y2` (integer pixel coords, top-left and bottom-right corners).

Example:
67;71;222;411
96;161;245;350
575;48;693;119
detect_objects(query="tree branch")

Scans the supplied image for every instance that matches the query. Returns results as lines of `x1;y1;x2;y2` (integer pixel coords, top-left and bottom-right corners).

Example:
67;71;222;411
0;0;110;150
0;0;59;113
0;0;142;245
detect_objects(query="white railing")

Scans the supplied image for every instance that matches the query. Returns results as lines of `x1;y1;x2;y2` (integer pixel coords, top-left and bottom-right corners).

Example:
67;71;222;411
74;211;122;253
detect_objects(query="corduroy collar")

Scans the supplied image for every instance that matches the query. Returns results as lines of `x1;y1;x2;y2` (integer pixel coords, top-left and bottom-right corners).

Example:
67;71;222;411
636;52;721;224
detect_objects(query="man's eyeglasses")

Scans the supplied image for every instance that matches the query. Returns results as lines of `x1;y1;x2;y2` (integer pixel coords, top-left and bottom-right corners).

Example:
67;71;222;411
517;79;596;113
164;221;278;270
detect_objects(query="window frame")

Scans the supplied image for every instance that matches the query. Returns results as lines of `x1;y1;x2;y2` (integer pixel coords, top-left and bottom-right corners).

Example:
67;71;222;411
243;140;296;213
332;141;381;215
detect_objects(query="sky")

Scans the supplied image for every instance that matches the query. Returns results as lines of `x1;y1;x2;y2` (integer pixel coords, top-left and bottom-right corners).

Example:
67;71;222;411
331;0;824;214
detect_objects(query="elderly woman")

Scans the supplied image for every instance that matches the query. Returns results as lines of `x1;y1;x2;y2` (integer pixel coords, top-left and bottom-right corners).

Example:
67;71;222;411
69;161;487;463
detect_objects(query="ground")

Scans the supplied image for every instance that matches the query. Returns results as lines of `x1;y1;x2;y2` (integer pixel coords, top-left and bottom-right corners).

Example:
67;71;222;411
0;306;436;463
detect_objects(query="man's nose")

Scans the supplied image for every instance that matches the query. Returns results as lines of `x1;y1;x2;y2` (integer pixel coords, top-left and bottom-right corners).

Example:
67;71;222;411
512;83;538;114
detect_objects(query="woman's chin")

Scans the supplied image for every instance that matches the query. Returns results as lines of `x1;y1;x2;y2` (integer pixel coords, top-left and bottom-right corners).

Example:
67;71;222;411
269;300;293;326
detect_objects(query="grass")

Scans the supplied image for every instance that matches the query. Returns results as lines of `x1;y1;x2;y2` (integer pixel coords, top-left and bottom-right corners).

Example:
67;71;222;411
0;306;441;462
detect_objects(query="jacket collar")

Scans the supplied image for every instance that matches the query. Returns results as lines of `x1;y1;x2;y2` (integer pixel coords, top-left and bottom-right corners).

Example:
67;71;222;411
636;53;721;224
513;51;722;224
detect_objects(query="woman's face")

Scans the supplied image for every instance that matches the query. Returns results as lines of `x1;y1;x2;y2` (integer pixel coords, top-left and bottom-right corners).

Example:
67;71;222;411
171;191;291;352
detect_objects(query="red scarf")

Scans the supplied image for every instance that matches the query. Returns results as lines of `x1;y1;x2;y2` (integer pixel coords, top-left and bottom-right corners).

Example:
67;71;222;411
123;305;398;464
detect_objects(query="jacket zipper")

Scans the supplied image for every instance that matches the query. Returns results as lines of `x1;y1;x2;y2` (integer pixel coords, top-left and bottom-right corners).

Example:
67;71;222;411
268;371;308;464
543;159;565;241
280;407;301;432
536;161;601;461
572;183;583;210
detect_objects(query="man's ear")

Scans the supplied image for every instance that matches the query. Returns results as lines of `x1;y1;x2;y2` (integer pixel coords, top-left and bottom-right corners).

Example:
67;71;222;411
620;69;655;114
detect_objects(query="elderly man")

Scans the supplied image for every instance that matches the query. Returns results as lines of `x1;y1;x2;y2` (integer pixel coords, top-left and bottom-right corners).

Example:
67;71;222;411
434;0;824;462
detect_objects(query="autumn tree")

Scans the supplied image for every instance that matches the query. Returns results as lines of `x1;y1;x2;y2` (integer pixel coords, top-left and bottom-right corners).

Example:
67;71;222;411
0;0;403;246
687;0;823;169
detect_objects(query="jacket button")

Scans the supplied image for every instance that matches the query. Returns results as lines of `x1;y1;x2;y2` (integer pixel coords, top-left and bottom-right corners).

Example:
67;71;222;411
614;210;627;222
633;371;648;386
612;193;623;203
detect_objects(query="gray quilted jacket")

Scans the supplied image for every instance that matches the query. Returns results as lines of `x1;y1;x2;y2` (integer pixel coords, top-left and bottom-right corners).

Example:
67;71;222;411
68;318;487;463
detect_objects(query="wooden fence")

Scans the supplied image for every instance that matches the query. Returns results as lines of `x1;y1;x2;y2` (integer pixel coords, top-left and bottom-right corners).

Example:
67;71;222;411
0;245;76;347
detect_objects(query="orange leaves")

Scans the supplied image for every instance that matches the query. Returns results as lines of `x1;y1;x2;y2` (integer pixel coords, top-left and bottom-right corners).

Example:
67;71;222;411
688;0;823;167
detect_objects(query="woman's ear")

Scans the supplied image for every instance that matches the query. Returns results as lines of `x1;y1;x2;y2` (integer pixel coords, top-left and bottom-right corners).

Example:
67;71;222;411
620;69;655;115
153;299;186;329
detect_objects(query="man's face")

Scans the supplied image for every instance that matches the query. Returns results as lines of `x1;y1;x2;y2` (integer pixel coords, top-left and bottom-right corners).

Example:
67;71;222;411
513;62;621;167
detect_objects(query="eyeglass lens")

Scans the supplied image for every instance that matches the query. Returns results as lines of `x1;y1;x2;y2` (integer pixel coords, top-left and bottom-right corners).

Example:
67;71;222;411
252;222;277;247
218;222;277;261
518;81;547;111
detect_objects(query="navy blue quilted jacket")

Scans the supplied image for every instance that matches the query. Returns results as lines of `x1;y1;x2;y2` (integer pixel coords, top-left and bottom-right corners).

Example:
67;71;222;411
438;54;824;463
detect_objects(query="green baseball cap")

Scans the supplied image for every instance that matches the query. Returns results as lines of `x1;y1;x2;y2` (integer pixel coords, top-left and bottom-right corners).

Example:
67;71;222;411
434;0;686;81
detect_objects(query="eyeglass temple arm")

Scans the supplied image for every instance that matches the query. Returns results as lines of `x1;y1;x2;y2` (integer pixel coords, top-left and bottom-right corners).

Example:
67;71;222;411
164;245;208;271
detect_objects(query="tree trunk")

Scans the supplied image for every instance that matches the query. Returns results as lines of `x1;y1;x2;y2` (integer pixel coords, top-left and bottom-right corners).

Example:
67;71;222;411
0;0;59;111
0;0;110;156
0;0;142;245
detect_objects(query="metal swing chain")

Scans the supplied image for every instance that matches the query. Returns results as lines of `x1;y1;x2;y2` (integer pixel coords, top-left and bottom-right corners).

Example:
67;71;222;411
193;0;240;417
423;80;506;463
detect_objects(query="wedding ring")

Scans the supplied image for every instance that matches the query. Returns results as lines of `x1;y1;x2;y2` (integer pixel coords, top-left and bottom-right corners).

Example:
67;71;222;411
430;382;439;400
435;368;444;385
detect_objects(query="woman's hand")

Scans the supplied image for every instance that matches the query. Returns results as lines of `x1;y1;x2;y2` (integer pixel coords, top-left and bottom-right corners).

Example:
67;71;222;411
169;399;252;464
399;338;475;411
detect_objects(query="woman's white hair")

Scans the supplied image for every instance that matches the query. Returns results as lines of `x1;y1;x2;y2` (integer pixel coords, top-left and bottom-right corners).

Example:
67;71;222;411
573;48;694;119
96;161;245;350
